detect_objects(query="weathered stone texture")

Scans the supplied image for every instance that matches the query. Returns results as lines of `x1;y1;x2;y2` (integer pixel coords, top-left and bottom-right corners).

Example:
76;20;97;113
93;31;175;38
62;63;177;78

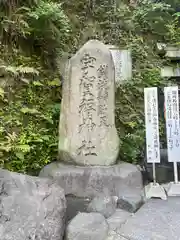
0;168;66;240
65;212;108;240
39;162;144;200
87;195;118;218
58;39;119;166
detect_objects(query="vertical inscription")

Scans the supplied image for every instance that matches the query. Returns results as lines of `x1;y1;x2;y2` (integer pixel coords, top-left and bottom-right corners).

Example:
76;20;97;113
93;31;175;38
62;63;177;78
97;64;109;127
166;90;173;150
77;53;97;156
144;87;160;163
164;86;180;162
59;40;120;165
146;91;153;161
152;92;159;159
172;90;179;138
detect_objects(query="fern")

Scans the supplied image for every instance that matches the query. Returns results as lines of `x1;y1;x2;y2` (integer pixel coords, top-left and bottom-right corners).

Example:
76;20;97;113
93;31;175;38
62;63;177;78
0;63;39;85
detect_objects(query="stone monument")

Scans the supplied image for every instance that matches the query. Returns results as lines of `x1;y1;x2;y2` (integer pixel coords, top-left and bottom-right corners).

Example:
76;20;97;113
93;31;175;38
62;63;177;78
40;40;143;212
58;39;119;165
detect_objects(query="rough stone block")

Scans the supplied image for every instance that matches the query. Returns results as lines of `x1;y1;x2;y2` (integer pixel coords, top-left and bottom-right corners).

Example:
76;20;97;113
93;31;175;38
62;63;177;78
107;209;132;231
39;162;143;199
65;212;108;240
117;193;144;213
87;195;118;218
0;168;66;240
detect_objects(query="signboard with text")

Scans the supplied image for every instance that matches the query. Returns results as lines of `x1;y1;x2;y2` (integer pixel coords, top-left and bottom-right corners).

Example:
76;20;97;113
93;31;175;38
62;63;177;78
164;86;180;162
144;87;160;163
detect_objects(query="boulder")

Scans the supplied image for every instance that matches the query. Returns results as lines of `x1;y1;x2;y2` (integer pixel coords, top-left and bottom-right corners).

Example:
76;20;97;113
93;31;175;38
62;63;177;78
87;195;118;218
65;212;108;240
39;162;143;200
0;168;66;240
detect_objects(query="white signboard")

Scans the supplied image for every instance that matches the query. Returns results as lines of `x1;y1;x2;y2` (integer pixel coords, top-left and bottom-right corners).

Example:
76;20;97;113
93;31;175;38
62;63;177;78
107;45;132;85
144;87;160;163
164;86;180;162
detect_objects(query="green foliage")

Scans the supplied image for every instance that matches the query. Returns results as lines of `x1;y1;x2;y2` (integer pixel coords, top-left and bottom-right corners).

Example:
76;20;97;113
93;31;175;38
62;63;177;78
0;68;61;174
62;0;176;163
0;0;180;174
0;0;68;174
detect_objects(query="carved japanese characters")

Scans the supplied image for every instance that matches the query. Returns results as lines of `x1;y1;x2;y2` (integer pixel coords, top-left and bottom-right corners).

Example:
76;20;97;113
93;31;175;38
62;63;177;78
58;40;119;165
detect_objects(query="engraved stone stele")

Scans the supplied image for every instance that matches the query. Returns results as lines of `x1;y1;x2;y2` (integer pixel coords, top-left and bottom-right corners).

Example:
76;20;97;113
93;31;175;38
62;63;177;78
58;39;119;166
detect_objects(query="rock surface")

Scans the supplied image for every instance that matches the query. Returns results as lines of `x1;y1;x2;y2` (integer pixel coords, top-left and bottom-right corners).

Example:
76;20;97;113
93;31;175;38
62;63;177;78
118;198;180;240
106;231;128;240
107;209;132;231
39;162;143;199
66;195;91;221
117;193;143;213
87;195;118;218
65;212;108;240
0;168;66;240
58;39;119;166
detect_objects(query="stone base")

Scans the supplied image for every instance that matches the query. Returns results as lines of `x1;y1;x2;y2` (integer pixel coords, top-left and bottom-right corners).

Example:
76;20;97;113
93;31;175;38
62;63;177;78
39;162;144;200
144;182;167;200
166;182;180;196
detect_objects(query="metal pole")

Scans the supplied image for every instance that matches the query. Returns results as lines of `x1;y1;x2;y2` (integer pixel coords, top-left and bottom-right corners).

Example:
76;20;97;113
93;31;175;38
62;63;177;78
152;162;156;185
173;161;178;184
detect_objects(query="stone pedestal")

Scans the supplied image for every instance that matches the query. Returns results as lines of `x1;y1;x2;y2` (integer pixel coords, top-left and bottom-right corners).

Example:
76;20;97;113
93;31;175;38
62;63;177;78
39;162;144;200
